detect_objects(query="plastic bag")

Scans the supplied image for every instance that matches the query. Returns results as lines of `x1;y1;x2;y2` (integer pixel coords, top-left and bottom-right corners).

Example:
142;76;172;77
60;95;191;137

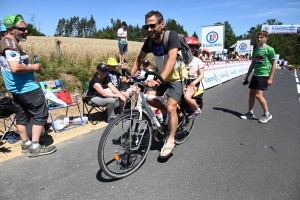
45;90;67;107
54;115;69;130
55;89;73;104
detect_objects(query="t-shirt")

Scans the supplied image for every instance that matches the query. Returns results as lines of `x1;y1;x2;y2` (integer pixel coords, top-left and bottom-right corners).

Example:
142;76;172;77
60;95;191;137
117;28;127;45
87;75;111;97
107;70;121;89
139;69;154;81
141;30;188;82
252;45;275;76
0;37;39;94
187;57;204;79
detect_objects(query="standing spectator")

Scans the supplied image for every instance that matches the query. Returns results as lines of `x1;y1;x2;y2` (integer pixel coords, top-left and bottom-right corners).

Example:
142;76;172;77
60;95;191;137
0;24;7;40
241;31;276;123
0;14;56;157
117;21;128;64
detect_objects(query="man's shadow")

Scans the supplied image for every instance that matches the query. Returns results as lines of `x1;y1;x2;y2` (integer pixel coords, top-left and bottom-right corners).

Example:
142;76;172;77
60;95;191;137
212;107;246;118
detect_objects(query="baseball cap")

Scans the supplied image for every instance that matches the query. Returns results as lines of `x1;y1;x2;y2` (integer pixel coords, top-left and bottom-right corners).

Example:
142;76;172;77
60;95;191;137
3;14;24;28
0;24;6;32
122;21;127;26
142;59;150;65
106;58;118;66
97;63;108;72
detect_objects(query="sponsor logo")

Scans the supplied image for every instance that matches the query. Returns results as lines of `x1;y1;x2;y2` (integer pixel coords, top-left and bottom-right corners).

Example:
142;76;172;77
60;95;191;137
263;27;269;32
239;43;247;51
204;73;219;83
230;69;236;76
271;26;295;31
206;31;218;43
237;68;243;74
10;52;16;57
219;71;229;78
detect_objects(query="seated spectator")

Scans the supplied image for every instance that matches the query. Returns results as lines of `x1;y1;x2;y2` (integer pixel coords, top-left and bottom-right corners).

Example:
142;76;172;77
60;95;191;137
135;59;154;81
87;63;127;123
224;53;230;63
200;48;213;63
106;57;138;109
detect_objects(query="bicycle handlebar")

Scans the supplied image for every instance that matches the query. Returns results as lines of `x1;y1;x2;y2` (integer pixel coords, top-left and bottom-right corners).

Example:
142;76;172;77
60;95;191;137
121;68;166;86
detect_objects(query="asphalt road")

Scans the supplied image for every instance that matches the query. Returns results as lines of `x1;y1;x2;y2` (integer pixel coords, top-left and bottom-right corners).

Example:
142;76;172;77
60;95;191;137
1;69;299;200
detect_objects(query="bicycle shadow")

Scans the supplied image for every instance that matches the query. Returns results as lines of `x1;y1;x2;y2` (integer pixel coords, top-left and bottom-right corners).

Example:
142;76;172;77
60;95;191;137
96;168;120;182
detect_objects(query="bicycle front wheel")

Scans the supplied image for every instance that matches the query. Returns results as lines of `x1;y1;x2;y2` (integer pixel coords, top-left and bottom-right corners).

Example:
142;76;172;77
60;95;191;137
174;111;195;145
98;110;153;179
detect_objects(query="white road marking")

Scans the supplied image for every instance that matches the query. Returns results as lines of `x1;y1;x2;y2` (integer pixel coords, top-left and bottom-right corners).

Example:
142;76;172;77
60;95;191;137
297;84;300;94
296;78;299;83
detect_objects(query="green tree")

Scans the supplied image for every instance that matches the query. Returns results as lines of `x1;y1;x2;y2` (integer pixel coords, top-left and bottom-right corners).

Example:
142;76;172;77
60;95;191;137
192;31;199;39
164;18;188;36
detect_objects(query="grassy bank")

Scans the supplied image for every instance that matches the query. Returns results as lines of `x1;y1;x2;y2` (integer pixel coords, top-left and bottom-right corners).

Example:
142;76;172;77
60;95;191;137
0;36;155;94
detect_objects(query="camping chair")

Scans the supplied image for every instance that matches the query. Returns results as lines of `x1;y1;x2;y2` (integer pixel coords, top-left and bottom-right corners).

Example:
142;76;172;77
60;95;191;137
81;81;106;125
0;97;17;141
39;80;85;132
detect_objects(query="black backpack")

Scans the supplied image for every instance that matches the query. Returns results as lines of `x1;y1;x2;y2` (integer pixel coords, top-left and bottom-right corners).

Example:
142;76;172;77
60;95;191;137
0;97;16;117
148;30;193;65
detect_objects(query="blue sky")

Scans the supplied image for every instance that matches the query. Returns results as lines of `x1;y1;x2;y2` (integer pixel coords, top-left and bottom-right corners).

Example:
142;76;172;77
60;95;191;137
1;0;300;40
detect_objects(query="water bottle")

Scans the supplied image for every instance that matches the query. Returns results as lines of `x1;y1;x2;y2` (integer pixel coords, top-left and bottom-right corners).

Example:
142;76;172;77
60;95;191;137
155;109;164;123
33;55;38;64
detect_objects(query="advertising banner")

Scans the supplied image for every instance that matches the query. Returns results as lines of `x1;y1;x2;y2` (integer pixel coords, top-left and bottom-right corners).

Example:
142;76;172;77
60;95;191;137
216;66;231;83
202;67;221;89
262;25;300;34
201;25;224;52
236;40;251;55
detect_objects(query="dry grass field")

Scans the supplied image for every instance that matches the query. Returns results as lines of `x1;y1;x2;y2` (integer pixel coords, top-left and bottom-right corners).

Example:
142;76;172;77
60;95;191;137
22;36;153;65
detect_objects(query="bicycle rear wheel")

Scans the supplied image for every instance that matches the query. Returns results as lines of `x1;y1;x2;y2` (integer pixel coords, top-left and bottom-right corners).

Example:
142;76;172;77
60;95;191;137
98;110;153;179
174;108;195;145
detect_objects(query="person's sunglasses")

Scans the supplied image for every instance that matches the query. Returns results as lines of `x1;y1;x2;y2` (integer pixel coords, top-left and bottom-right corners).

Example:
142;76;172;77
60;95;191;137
143;22;160;30
143;64;150;67
13;27;27;32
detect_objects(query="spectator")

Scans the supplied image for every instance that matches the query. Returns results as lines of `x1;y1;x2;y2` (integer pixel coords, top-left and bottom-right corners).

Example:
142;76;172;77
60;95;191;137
106;57;138;109
135;59;154;81
279;59;284;70
117;21;128;64
0;14;56;157
241;31;276;123
284;59;288;70
87;63;127;123
0;24;7;40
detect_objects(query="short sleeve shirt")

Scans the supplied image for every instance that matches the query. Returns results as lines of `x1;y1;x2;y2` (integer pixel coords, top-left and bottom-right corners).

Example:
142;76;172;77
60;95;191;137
87;75;111;96
187;57;204;79
0;37;39;94
107;71;121;89
252;45;275;76
141;30;188;82
117;28;127;44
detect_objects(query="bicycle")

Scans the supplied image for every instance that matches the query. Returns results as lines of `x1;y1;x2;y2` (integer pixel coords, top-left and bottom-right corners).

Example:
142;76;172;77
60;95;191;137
97;70;203;179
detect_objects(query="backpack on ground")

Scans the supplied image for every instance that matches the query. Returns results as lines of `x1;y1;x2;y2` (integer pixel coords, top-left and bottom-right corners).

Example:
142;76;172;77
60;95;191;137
148;30;193;65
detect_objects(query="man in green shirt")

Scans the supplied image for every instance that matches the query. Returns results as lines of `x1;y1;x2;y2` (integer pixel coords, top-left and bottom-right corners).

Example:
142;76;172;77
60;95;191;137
240;31;276;123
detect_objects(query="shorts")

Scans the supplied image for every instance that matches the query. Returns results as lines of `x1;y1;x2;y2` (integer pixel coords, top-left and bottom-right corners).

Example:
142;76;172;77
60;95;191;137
147;81;184;102
118;43;128;54
12;88;48;125
186;78;200;88
248;75;269;91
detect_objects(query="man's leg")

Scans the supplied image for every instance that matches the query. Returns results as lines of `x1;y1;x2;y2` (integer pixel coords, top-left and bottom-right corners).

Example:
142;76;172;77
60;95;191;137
145;90;167;116
160;97;177;157
255;90;268;113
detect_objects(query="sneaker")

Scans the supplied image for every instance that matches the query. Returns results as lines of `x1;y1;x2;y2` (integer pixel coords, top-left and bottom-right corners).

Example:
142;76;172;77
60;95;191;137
122;62;126;64
28;144;57;158
259;113;272;123
107;118;114;123
21;143;31;154
240;112;255;119
188;108;201;119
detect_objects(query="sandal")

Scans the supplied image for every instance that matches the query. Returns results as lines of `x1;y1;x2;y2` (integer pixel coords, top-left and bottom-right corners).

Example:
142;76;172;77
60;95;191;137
159;136;176;159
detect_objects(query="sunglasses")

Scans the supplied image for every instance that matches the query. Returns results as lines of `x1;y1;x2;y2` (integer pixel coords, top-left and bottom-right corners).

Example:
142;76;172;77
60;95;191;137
143;22;161;30
13;27;27;32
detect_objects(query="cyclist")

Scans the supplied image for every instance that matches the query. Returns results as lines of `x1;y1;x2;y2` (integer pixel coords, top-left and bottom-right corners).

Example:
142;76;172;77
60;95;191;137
130;10;188;159
184;36;204;118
